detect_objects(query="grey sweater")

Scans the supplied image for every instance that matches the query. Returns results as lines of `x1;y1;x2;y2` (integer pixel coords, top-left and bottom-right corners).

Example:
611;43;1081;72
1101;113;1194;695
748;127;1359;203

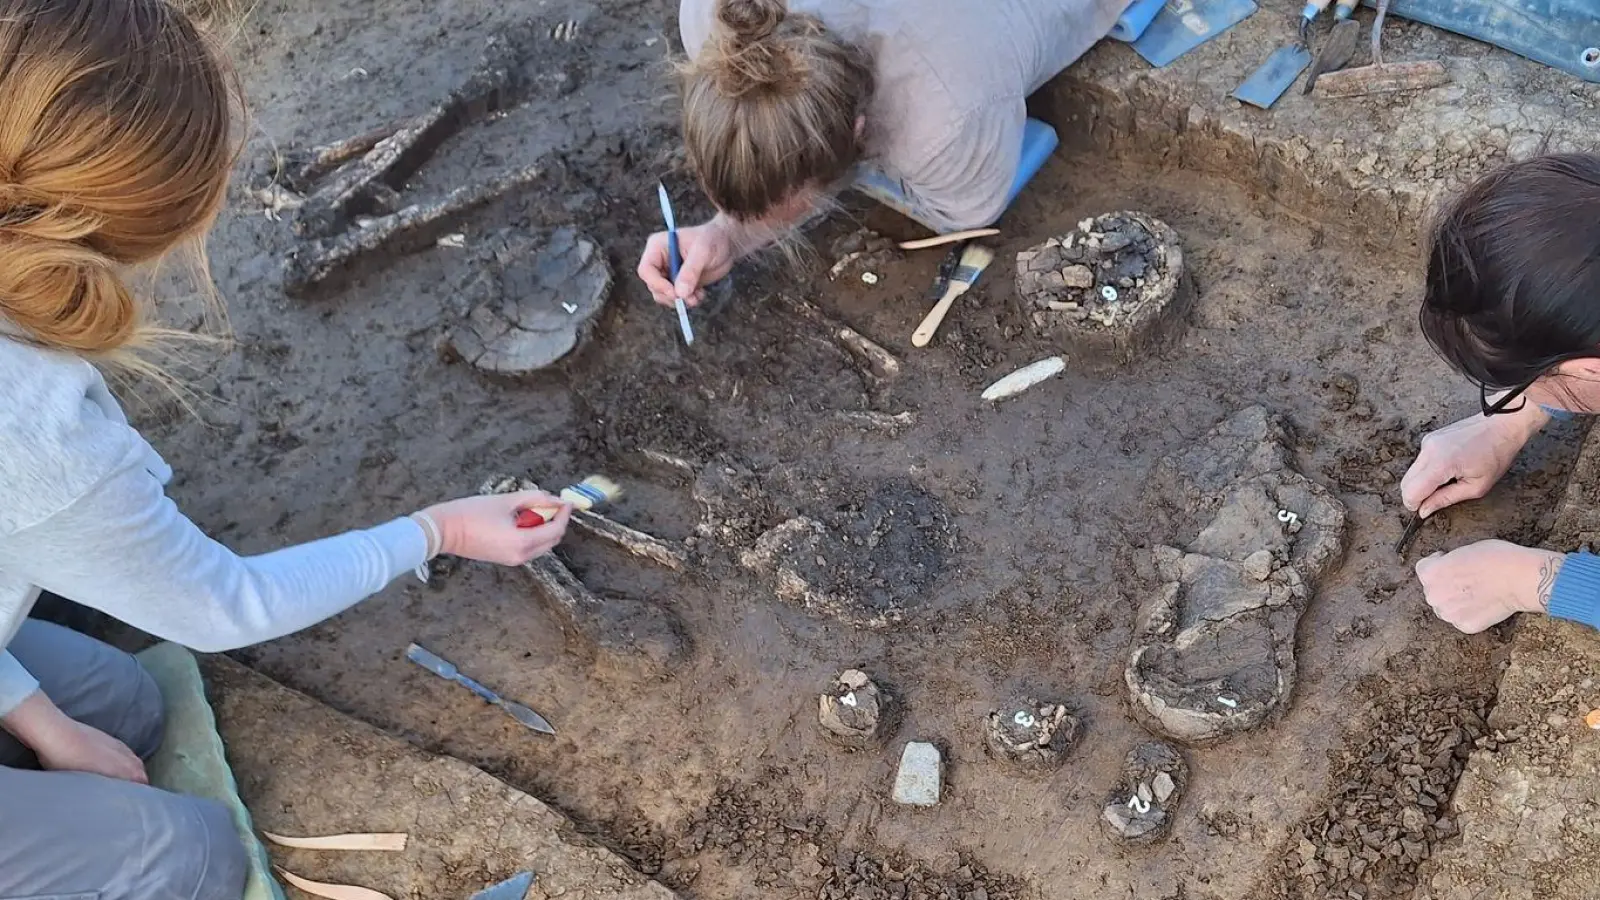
0;337;427;717
680;0;1130;230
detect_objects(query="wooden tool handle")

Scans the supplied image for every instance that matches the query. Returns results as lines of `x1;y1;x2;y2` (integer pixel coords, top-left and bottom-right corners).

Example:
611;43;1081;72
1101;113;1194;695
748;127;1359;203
515;505;564;528
911;281;971;347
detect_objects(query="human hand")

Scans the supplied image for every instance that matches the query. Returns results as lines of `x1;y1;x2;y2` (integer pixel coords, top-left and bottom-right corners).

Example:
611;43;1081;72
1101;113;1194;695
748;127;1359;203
638;220;737;308
420;491;571;566
35;718;149;784
1415;540;1563;633
1400;406;1547;518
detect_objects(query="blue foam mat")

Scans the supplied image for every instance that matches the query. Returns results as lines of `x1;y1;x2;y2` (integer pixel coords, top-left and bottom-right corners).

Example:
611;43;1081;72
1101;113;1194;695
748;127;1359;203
1131;0;1261;67
1375;0;1600;83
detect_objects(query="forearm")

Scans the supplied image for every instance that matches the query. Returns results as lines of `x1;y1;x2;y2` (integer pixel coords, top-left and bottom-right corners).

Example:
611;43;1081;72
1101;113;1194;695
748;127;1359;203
0;689;67;750
1;464;430;654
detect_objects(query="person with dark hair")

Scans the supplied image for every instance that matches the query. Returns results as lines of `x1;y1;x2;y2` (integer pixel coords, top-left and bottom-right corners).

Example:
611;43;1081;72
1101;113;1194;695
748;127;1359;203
637;0;1131;308
1404;152;1600;634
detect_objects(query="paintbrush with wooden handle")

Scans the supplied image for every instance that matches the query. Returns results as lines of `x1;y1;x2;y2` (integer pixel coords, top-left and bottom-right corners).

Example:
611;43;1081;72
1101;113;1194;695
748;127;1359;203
514;475;621;527
912;243;994;348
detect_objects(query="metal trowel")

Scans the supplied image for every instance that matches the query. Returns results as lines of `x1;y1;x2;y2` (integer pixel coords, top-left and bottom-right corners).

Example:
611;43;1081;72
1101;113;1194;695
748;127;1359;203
470;872;536;900
1305;16;1363;93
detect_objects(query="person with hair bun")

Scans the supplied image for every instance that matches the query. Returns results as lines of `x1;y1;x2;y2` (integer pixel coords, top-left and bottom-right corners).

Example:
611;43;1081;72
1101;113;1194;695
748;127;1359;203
638;0;1130;308
0;2;571;897
1403;153;1600;636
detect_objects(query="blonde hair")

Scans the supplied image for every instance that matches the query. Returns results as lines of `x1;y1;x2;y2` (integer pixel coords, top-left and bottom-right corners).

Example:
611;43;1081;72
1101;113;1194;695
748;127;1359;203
0;0;237;368
680;0;873;220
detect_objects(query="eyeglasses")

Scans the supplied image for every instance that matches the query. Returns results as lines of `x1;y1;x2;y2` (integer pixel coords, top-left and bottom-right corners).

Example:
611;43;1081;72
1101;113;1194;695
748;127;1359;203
1480;378;1535;416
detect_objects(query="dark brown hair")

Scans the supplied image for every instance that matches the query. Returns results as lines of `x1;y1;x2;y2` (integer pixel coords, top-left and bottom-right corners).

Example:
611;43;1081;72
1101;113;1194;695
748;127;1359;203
1421;153;1600;394
679;0;874;220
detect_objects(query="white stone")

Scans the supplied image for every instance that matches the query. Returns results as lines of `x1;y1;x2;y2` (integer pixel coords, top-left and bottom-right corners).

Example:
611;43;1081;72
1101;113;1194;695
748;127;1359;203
892;742;943;807
1153;772;1176;803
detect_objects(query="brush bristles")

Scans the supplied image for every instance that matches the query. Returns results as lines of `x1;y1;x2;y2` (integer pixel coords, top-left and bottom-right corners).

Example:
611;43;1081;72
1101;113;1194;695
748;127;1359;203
954;245;995;282
561;475;621;510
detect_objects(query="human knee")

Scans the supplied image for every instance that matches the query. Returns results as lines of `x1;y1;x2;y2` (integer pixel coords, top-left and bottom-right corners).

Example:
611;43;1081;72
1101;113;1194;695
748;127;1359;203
118;661;167;760
135;797;248;900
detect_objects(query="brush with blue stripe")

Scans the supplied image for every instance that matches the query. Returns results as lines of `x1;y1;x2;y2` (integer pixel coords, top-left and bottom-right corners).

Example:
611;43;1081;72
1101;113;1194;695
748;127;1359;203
514;475;621;528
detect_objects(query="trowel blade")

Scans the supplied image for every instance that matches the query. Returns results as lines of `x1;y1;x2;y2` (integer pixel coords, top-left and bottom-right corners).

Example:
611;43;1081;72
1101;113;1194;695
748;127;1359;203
1234;44;1313;108
470;871;536;900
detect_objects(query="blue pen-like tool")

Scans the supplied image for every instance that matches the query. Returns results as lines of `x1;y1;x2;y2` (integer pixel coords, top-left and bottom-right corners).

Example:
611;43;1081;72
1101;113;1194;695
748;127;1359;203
656;181;696;346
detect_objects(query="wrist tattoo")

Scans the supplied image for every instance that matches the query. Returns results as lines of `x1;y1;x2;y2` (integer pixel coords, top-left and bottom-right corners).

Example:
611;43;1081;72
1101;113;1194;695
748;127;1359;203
1537;555;1563;612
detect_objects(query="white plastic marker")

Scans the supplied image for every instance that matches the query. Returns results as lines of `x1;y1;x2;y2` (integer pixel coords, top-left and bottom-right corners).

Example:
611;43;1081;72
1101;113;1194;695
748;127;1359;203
656;182;696;346
981;356;1067;402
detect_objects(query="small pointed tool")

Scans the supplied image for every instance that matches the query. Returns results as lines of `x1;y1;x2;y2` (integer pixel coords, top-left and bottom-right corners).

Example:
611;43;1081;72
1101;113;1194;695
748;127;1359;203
470;872;536;900
656;182;695;346
1395;478;1456;556
912;242;994;348
1395;513;1423;555
406;644;554;735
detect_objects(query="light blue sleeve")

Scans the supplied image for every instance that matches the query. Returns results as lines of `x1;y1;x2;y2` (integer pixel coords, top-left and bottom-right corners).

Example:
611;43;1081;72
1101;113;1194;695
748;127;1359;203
0;649;39;717
0;456;428;655
1549;551;1600;630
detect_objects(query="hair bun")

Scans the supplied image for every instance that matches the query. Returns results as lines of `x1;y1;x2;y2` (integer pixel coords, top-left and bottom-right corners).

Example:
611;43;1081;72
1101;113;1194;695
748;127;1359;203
717;0;786;46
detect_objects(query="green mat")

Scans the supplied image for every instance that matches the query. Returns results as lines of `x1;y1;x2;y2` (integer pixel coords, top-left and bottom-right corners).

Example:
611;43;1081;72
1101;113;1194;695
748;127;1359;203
136;642;286;900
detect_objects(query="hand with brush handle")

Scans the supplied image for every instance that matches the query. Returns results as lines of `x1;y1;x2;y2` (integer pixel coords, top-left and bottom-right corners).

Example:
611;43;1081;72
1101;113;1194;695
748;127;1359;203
413;492;571;567
1400;400;1550;519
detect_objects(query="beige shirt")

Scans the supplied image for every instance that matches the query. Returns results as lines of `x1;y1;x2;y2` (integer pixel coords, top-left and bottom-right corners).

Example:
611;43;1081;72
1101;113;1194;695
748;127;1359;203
680;0;1130;230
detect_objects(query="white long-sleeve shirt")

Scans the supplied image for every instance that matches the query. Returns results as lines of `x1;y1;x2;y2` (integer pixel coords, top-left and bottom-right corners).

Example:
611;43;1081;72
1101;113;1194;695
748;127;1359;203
0;336;426;716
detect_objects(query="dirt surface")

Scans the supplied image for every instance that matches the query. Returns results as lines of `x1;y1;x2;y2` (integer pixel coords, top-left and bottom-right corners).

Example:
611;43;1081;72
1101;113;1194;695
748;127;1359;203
204;654;678;900
112;1;1595;898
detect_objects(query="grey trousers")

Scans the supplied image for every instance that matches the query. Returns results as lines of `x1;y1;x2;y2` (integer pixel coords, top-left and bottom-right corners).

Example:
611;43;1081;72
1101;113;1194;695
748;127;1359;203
0;620;248;900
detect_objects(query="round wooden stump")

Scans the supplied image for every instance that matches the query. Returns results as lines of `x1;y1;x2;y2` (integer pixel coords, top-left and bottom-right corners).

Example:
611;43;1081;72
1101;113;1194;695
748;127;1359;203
1017;211;1192;368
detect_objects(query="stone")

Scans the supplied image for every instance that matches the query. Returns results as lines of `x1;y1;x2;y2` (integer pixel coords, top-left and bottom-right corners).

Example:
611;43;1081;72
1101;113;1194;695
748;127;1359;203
818;670;898;749
1242;548;1276;581
892;742;943;807
1153;772;1176;803
1060;265;1095;289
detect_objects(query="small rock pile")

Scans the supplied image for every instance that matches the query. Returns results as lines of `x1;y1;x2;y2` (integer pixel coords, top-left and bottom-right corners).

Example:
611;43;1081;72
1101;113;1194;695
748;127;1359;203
1102;741;1189;845
819;852;1024;900
1281;691;1490;899
984;699;1080;773
1017;211;1191;367
818;669;897;749
1016;213;1159;327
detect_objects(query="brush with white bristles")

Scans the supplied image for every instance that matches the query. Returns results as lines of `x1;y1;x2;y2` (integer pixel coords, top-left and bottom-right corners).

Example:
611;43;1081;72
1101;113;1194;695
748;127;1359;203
515;475;621;528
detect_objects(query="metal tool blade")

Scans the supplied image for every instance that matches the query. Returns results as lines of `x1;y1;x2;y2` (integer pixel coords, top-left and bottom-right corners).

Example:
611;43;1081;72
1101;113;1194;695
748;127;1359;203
656;182;676;232
1305;17;1361;93
498;700;556;735
406;644;555;735
1234;44;1313;108
470;871;536;900
405;643;459;680
1395;513;1423;556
